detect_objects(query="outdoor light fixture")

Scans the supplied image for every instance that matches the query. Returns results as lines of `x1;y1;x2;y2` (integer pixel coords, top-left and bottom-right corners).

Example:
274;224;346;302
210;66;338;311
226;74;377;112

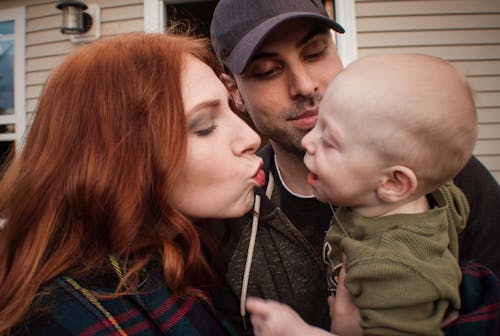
55;1;100;43
56;0;92;35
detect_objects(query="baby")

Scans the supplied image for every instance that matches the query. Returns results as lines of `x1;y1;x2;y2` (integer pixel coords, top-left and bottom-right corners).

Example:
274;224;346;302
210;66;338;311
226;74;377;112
246;54;477;336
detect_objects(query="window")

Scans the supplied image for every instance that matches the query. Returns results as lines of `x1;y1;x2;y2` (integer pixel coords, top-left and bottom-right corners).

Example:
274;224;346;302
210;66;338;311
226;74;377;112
0;7;25;170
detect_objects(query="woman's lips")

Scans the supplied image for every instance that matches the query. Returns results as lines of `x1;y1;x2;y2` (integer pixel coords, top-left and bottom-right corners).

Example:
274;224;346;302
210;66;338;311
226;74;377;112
253;169;266;187
252;161;266;187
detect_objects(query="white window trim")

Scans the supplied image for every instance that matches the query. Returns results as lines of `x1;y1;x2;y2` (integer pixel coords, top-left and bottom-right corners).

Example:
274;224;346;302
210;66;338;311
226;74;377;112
334;0;358;67
0;7;26;151
144;0;164;33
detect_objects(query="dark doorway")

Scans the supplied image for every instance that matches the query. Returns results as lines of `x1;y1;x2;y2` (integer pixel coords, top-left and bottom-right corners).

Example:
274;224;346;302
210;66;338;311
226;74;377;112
165;1;218;38
0;140;14;177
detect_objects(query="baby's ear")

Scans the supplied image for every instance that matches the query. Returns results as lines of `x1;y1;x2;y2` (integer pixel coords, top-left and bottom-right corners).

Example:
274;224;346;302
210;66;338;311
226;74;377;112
221;73;245;113
377;166;417;203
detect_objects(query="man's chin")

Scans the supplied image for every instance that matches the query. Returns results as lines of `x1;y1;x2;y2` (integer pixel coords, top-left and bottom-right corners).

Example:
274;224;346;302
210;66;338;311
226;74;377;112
270;139;306;157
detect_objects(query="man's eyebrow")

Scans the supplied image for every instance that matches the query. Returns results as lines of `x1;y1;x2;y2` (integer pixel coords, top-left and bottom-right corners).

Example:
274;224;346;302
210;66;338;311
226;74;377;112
250;26;330;62
297;26;329;47
251;51;277;62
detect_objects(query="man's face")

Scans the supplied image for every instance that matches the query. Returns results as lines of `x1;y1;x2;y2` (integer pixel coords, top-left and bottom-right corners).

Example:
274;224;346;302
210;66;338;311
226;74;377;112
233;19;344;156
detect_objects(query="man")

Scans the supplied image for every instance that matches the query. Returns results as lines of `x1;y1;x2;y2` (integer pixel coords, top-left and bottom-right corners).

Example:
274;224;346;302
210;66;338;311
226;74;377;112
209;0;500;333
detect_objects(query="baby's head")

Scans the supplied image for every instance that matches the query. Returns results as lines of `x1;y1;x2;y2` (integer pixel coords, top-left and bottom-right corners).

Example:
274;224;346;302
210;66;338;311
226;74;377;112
303;54;477;208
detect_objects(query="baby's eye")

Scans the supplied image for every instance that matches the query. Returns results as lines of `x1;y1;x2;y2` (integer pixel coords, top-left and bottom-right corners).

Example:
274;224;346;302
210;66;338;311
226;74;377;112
321;137;334;148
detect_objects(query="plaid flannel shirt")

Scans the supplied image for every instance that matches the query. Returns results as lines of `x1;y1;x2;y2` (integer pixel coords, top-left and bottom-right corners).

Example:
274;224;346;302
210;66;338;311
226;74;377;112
15;263;237;336
444;260;500;336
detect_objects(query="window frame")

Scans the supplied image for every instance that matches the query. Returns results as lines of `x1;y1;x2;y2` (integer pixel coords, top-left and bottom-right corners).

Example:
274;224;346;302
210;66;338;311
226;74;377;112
0;6;26;151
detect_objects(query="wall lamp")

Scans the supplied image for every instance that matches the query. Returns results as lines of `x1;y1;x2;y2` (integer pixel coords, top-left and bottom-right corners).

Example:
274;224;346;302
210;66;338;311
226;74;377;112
56;1;100;43
56;1;91;34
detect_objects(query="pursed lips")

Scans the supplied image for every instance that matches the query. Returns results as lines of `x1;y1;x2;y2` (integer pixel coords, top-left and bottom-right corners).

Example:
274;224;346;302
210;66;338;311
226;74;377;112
307;171;319;187
252;160;266;187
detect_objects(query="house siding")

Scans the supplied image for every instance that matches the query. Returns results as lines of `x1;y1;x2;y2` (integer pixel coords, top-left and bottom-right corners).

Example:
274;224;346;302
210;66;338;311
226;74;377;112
0;0;144;128
355;0;500;182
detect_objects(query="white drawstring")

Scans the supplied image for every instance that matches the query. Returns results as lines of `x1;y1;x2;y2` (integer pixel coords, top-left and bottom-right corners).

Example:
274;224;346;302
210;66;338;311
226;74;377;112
265;173;274;199
239;174;274;329
240;194;261;329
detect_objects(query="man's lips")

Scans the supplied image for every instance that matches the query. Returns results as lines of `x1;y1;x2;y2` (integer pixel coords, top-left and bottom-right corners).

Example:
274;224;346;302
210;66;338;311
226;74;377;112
290;108;318;120
289;108;318;129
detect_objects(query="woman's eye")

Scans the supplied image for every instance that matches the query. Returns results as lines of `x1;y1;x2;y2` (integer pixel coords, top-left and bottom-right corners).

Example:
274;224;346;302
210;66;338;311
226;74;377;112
195;123;216;136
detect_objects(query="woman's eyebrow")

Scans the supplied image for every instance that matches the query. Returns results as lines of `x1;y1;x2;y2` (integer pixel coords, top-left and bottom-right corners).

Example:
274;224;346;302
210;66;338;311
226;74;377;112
187;99;220;115
187;100;220;130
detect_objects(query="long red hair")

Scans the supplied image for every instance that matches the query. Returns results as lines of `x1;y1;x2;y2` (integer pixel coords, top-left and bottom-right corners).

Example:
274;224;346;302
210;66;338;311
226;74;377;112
0;33;220;333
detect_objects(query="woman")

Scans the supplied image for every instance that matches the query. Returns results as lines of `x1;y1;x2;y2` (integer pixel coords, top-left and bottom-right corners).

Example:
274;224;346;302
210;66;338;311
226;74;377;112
0;33;264;335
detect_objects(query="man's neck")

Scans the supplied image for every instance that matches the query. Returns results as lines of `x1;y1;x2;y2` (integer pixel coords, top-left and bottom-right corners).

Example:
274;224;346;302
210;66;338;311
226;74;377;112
271;141;313;196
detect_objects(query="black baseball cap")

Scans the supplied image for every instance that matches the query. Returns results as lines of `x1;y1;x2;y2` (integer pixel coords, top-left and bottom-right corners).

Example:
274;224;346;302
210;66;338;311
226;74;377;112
210;0;345;74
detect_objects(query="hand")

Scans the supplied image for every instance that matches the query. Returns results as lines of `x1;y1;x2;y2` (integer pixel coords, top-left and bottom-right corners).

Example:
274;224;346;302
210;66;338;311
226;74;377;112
246;297;332;336
441;310;459;328
328;255;362;336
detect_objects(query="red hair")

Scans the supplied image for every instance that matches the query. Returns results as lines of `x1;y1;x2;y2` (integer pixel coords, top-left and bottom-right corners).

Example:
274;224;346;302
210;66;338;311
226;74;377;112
0;33;220;333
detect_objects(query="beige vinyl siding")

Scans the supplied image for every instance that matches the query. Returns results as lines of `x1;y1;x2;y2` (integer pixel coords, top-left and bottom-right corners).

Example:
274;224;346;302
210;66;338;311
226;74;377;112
19;0;144;125
355;0;500;183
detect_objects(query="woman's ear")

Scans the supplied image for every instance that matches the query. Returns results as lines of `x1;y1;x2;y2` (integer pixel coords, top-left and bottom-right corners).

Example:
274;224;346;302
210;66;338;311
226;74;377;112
221;73;245;113
377;166;418;203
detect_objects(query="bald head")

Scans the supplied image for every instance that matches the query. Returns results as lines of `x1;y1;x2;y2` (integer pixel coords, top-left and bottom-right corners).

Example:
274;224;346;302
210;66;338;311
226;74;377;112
325;54;477;189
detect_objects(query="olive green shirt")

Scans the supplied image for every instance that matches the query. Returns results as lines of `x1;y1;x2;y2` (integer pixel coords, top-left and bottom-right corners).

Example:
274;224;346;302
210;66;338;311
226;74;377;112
325;182;469;336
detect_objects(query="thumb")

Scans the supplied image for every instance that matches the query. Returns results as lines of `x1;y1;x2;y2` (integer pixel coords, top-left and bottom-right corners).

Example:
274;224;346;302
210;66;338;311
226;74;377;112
327;295;336;317
246;297;273;317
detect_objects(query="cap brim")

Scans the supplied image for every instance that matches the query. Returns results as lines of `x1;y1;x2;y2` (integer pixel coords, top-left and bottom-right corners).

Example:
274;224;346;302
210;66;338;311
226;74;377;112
225;12;345;74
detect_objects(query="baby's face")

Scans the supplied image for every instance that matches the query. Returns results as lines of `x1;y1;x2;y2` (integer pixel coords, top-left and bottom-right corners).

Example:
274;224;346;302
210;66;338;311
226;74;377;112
301;84;386;208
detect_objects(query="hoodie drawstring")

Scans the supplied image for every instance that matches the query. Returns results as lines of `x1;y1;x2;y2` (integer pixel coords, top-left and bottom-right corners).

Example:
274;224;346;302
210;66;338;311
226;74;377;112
240;173;274;329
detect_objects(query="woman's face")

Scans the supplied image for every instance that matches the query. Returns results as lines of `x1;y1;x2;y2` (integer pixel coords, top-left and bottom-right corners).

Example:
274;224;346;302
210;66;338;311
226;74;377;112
170;56;264;219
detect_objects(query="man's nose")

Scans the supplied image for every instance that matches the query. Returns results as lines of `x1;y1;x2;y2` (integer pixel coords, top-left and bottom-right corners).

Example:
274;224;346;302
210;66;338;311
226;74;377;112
289;64;318;99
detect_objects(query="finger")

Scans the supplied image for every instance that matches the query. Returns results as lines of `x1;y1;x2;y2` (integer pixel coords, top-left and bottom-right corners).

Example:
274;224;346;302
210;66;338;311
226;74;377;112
334;260;357;315
340;254;347;277
327;295;336;317
250;313;264;332
327;295;335;306
250;318;263;336
246;297;278;317
441;310;459;327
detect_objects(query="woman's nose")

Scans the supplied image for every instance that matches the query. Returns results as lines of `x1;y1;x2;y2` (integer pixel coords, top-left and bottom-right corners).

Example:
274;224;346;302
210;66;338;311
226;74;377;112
233;114;261;155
